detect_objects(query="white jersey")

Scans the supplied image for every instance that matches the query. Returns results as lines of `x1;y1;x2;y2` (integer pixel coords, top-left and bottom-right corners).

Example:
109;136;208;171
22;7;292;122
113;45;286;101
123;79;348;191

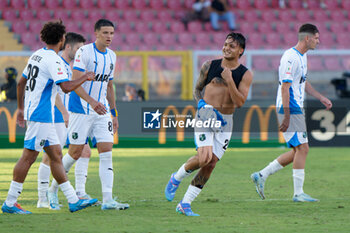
54;56;72;123
276;47;307;114
22;48;69;123
69;42;116;115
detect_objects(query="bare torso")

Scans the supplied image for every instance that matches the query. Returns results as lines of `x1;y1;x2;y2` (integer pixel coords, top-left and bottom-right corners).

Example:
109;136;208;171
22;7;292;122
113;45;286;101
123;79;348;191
203;77;235;114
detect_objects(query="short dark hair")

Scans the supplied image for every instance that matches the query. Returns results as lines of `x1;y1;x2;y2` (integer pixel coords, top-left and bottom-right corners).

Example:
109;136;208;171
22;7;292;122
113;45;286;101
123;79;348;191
299;23;319;35
226;32;246;57
40;20;66;45
94;19;114;31
63;32;86;49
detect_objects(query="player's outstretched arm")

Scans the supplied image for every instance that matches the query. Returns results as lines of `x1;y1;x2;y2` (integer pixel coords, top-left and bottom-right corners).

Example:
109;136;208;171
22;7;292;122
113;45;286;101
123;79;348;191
16;76;27;128
305;81;332;110
222;68;253;108
106;80;118;133
194;60;211;102
59;71;95;93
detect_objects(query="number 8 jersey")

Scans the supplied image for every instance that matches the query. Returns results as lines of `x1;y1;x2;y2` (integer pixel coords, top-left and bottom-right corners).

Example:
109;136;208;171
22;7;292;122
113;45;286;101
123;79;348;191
22;48;69;123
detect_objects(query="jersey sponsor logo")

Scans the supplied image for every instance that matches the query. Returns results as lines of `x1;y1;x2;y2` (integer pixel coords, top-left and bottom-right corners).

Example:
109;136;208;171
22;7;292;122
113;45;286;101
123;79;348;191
110;63;113;70
143;109;162;129
57;67;63;75
94;73;110;82
75;54;81;62
40;139;45;146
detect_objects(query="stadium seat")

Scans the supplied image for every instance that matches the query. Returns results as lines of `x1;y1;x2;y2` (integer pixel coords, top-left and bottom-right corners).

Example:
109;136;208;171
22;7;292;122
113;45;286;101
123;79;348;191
62;0;79;9
261;10;278;22
160;33;177;46
266;34;283;47
320;33;335;47
157;11;173;21
178;33;194;46
187;21;203;33
212;32;228;44
275;21;292;34
324;57;342;71
80;0;95;9
236;0;252;9
253;57;271;71
173;44;188;51
257;22;273;33
238;21;256;34
20;9;35;20
125;33;142;46
152;21;168;33
28;0;43;8
313;10;330;22
131;0;148;9
167;0;183;10
329;23;345;33
116;0;131;9
184;0;196;9
116;21;133;33
140;10;156;21
194;32;212;47
295;10;313;21
54;10;70;21
0;0;8;8
46;0;61;9
341;0;350;9
29;21;44;34
270;56;281;69
243;10;260;22
105;10;121;21
283;32;297;46
324;0;340;10
336;33;350;47
149;0;166;10
134;21;151;33
37;10;53;21
330;10;347;21
111;34;125;47
170;21;186;33
97;0;114;8
143;33;159;46
71;10;87;20
65;21;80;32
2;10;18;21
308;57;324;71
288;0;303;8
122;11;139;21
11;0;25;9
254;0;269;9
165;57;181;71
306;0;321;9
89;10;104;21
21;33;37;45
12;21;28;33
278;10;295;21
247;33;265;49
81;21;95;33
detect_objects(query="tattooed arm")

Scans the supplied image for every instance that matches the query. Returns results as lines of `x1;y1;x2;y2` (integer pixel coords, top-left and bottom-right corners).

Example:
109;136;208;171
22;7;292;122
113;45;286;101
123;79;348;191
193;60;211;102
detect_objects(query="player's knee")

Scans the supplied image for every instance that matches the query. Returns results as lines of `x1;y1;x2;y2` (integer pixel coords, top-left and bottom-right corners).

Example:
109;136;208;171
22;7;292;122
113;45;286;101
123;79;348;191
297;143;309;155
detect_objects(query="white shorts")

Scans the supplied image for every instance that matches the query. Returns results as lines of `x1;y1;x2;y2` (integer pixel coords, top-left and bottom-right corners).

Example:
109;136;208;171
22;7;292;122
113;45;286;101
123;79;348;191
68;113;113;145
277;113;308;148
55;123;68;149
24;121;60;152
194;113;233;160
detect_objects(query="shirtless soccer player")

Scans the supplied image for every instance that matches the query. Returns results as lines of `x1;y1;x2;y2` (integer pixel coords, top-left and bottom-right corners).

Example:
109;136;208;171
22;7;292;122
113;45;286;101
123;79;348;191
165;32;253;216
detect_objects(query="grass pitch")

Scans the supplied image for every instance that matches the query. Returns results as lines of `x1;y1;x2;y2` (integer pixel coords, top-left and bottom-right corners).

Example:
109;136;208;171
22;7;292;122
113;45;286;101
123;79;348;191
0;147;349;233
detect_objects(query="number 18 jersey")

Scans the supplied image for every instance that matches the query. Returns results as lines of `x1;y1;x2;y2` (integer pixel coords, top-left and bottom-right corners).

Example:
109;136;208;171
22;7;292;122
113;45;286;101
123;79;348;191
22;48;69;123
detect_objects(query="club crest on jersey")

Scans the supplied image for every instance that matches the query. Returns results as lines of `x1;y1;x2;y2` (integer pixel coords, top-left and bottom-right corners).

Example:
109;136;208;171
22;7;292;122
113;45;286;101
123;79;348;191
40;140;45;146
72;132;78;140
199;134;206;141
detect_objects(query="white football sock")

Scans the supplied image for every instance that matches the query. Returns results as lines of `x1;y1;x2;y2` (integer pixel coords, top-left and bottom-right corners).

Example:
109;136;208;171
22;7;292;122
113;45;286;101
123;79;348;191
38;162;51;200
99;151;113;203
174;164;192;181
5;181;23;207
75;157;90;197
293;169;305;196
49;153;76;193
182;185;202;204
59;181;79;204
259;159;283;179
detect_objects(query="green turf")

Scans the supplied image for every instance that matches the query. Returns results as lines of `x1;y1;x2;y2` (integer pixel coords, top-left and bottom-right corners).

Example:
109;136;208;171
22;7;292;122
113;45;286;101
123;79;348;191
0;148;349;233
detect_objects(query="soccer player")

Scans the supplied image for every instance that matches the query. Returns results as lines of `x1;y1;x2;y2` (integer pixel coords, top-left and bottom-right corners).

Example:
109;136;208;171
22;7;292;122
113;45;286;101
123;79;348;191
48;19;129;210
251;24;332;202
36;32;95;209
1;21;97;214
165;32;253;216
